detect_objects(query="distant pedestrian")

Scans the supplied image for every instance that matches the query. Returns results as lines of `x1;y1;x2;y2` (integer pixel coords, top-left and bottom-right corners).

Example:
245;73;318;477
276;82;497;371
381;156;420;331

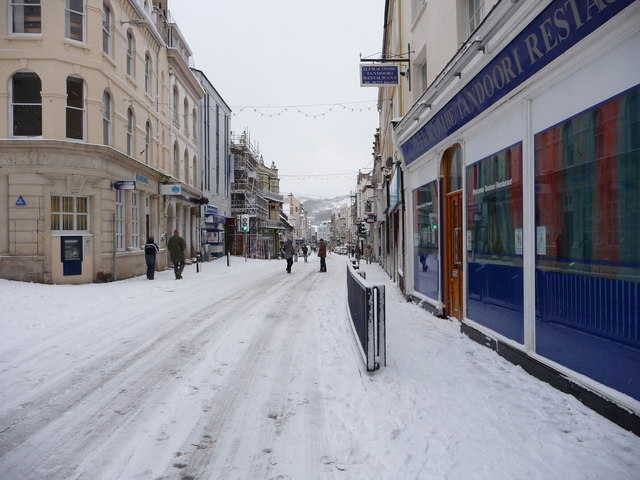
302;245;308;262
144;236;159;280
167;228;186;279
284;239;294;274
318;239;327;272
365;244;373;264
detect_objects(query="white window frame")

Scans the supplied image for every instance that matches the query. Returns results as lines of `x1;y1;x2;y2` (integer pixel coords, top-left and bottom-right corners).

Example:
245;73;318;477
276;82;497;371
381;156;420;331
102;2;112;56
127;108;134;156
131;191;140;249
66;75;85;140
126;31;135;77
115;190;124;251
11;0;41;34
51;195;90;232
145;52;152;94
468;0;484;34
65;0;85;42
103;90;111;145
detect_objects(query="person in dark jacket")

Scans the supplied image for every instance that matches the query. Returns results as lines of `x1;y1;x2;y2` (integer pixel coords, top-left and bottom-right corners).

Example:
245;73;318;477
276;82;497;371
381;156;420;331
318;239;327;272
144;236;159;280
284;239;294;274
167;228;186;279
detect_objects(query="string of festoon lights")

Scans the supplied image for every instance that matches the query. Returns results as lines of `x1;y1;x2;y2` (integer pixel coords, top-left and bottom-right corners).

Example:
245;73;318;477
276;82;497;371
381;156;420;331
232;100;378;119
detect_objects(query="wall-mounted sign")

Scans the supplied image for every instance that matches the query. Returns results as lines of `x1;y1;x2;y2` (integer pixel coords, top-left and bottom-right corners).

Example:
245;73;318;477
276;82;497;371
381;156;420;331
135;174;149;184
15;196;26;206
360;64;400;87
113;180;136;190
160;184;181;195
366;213;377;224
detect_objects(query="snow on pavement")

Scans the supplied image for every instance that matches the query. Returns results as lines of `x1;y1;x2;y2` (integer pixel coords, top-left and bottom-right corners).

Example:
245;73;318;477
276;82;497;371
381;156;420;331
0;254;638;480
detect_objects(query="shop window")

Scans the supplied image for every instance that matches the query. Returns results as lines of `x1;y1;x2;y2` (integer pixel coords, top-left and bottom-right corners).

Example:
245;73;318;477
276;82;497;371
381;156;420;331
51;195;89;231
11;71;42;137
66;75;84;140
65;0;84;42
413;181;439;300
115;190;124;251
131;191;140;249
535;87;640;282
11;0;41;34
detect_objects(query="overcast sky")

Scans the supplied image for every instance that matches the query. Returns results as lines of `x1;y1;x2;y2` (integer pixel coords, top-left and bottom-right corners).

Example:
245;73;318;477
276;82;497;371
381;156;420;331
168;0;385;199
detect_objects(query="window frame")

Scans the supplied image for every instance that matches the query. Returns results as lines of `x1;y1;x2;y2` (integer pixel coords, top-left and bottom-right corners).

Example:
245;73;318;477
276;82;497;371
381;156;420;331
126;108;135;156
11;71;42;137
115;190;125;251
126;31;136;77
131;191;140;249
66;75;85;140
10;0;41;34
51;195;90;232
144;52;152;94
65;0;85;42
102;90;112;145
102;2;112;56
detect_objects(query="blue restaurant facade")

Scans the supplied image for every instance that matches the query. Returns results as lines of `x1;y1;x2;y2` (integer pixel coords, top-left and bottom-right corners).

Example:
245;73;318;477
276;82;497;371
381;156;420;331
394;0;639;430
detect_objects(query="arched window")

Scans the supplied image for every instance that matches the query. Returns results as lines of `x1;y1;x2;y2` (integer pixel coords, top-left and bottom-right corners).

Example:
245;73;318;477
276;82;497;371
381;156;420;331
127;108;135;155
11;71;42;137
192;107;198;139
65;0;84;42
172;86;179;124
102;2;112;55
102;90;112;145
66;75;84;140
126;30;135;76
173;141;180;178
184;149;189;183
145;120;152;164
145;52;152;94
192;155;198;187
183;97;189;134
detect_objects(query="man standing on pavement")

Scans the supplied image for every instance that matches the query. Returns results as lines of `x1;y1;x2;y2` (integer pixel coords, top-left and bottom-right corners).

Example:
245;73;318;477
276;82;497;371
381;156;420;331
284;239;294;274
318;238;327;272
167;228;186;279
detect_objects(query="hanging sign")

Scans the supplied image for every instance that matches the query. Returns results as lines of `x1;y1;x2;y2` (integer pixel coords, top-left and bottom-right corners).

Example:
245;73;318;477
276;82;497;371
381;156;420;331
360;64;400;87
113;180;136;190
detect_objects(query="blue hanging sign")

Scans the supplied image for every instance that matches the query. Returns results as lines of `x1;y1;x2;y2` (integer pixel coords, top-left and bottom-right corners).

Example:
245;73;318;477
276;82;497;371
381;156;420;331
16;196;26;206
360;65;400;87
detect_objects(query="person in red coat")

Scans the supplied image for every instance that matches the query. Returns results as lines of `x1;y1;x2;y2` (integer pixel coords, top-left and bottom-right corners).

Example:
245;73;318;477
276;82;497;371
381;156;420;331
318;239;327;272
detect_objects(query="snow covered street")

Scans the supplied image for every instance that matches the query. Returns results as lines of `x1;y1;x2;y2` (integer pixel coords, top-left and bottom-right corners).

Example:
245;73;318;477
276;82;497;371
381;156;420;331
1;254;639;480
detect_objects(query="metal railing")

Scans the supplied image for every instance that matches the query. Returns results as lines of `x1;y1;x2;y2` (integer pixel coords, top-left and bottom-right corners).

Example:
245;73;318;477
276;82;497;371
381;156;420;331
346;263;386;371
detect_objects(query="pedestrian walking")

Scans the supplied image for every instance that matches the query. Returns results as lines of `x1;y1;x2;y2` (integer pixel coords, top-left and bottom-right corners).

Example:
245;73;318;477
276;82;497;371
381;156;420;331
167;228;186;279
302;245;308;262
144;236;159;280
284;239;294;274
318;239;327;272
365;244;373;264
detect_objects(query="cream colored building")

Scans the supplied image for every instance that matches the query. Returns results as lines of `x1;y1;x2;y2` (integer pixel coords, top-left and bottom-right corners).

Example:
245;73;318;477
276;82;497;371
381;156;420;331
0;0;203;283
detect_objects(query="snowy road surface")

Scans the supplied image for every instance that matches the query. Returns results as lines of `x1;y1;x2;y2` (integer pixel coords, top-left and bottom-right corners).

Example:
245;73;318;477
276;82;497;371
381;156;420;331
1;254;639;480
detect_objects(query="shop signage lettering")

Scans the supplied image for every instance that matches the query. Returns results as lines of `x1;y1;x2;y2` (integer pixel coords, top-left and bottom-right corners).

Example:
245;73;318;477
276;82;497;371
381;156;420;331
473;178;513;196
360;65;400;86
401;0;634;165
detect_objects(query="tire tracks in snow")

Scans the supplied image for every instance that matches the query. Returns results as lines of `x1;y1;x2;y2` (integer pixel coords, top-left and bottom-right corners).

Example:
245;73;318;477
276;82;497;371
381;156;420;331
0;268;288;479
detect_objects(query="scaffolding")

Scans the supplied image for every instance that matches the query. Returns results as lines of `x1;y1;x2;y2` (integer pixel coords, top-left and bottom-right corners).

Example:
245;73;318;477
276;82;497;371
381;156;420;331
230;129;290;258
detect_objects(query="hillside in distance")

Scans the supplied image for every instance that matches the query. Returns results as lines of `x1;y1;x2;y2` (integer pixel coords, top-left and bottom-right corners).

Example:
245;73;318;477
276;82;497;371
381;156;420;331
299;194;351;225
